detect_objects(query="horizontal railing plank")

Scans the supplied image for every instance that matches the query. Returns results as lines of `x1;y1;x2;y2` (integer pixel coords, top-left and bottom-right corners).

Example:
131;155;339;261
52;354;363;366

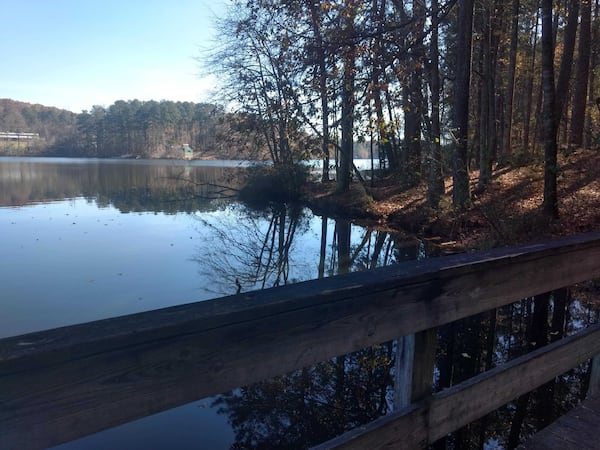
1;232;600;449
316;323;600;449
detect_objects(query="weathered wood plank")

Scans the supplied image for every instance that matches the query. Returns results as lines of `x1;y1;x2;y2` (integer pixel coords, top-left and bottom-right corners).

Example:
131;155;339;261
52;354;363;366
518;396;600;449
393;335;415;409
316;323;600;449
1;232;599;449
392;329;437;410
3;232;599;368
587;354;600;398
411;328;437;401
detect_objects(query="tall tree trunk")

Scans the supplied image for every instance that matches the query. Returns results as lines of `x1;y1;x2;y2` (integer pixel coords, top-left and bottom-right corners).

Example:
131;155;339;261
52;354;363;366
338;56;355;193
478;0;500;191
488;0;500;166
569;0;592;147
533;73;545;152
427;0;444;207
337;8;356;193
406;71;423;183
523;10;539;153
407;0;426;183
478;11;491;191
370;0;395;176
584;0;599;147
309;4;331;182
384;90;401;168
502;0;520;163
541;0;559;219
397;1;412;176
452;0;474;208
555;0;580;125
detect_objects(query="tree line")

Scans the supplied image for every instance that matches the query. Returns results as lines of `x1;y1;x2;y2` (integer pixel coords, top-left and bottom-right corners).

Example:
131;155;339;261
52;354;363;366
75;100;268;159
208;0;600;213
0;98;276;160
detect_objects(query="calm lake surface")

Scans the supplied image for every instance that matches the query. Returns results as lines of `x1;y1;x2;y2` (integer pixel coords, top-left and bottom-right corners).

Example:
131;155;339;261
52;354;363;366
3;157;596;449
1;157;421;449
1;157;411;338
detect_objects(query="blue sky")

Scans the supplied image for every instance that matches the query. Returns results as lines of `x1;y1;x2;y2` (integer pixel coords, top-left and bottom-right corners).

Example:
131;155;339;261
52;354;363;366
1;0;226;112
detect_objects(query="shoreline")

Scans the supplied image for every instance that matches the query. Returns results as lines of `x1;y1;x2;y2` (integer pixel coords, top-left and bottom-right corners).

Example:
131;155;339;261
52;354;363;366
303;148;600;252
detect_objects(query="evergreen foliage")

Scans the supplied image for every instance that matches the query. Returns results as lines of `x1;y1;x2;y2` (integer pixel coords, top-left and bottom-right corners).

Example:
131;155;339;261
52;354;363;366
0;98;273;160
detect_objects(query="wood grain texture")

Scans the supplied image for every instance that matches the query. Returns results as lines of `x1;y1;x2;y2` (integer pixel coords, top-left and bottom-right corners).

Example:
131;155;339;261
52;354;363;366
411;329;437;402
518;396;600;450
1;232;599;449
393;334;415;409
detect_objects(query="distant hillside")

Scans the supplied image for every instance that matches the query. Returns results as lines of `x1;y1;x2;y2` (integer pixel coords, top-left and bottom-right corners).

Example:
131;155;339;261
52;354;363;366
74;100;271;160
0;99;78;155
0;98;377;162
0;98;272;160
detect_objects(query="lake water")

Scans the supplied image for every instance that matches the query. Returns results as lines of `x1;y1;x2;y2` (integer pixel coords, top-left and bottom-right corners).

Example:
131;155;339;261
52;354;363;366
2;157;596;449
1;157;412;339
0;157;421;449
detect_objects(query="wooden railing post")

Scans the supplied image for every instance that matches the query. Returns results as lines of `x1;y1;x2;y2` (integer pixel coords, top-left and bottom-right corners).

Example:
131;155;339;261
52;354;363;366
412;328;437;400
588;354;600;398
393;334;415;409
393;328;437;410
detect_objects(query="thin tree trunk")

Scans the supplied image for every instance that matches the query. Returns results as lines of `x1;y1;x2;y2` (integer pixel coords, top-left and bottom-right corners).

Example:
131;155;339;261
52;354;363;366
584;0;599;147
452;0;474;208
480;0;500;189
370;0;395;176
478;4;493;191
427;0;444;207
407;1;426;182
338;10;356;193
523;10;539;153
502;0;520;163
309;4;331;183
541;0;559;219
569;0;592;147
339;60;354;193
555;0;580;124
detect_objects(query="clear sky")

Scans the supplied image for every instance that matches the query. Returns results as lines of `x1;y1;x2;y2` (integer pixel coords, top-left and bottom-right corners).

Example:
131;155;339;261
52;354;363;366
0;0;226;112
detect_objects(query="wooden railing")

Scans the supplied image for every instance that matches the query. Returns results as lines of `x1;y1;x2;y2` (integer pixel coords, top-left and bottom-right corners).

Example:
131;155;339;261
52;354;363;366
1;232;599;450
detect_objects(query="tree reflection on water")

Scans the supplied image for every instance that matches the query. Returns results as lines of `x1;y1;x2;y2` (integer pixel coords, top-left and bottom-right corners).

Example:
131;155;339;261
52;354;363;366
193;204;308;294
193;203;600;449
193;203;413;296
431;286;600;450
193;203;416;448
209;287;599;449
213;345;394;450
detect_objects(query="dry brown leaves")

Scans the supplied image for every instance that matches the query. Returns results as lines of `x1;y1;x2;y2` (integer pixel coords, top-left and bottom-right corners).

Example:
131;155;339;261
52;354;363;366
357;148;600;249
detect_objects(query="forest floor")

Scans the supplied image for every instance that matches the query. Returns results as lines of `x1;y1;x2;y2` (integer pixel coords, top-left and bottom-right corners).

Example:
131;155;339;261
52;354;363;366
305;148;600;252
